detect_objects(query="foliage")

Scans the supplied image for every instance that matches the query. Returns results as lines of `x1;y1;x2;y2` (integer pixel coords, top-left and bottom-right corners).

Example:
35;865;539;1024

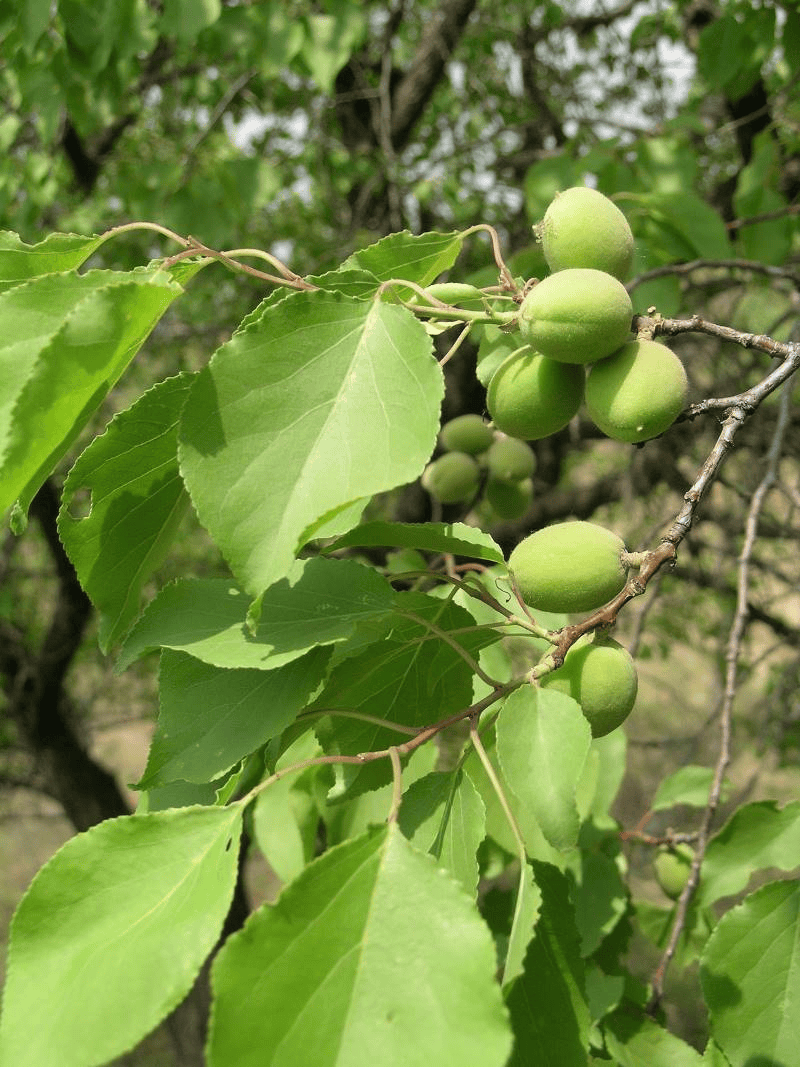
1;1;800;1065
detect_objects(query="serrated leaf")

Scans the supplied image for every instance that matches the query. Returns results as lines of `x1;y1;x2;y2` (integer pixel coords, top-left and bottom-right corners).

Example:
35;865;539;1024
497;687;591;852
0;231;106;292
343;230;464;288
398;768;486;896
698;800;800;907
641;191;732;260
604;1007;704;1066
0;805;243;1067
138;646;331;787
58;373;193;651
178;290;443;594
701;880;800;1067
0;268;185;519
651;764;730;812
503;861;542;987
311;592;498;795
117;556;394;672
326;519;505;563
506;862;590;1065
207;824;512;1067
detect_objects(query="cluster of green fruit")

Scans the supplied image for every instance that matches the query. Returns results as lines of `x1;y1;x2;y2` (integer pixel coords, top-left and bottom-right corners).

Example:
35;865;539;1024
489;186;688;444
421;414;537;520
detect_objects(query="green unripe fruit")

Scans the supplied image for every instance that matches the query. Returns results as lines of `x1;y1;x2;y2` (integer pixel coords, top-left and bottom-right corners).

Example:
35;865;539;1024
540;637;638;737
486;436;536;481
486;476;533;520
654;844;694;901
412;282;485;309
487;348;584;440
518;268;633;364
585;339;689;443
421;451;480;504
539;187;635;281
439;414;495;455
508;520;628;614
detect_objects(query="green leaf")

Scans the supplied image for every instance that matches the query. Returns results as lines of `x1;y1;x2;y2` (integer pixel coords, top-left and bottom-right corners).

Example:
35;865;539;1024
506;862;591;1065
0;267;184;520
651;764;729;812
641;191;732;260
138;646;331;787
0;231;105;292
313;592;497;795
701;880;800;1067
496;687;592;852
326;519;505;563
161;0;221;40
178;290;443;595
300;6;366;93
567;828;628;957
117;556;395;672
398;768;486;896
343;230;465;288
58;373;193;651
698;800;800;907
576;729;627;825
0;804;243;1067
207;824;512;1067
503;861;542;988
604;1007;704;1066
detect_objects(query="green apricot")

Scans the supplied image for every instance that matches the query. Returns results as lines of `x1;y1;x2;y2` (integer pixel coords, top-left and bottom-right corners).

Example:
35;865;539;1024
518;268;633;364
541;637;638;737
486;436;536;481
439;414;495;455
654;844;694;900
486;476;533;520
539;187;635;281
508;520;628;614
421;451;480;504
585;339;688;443
487;348;584;440
412;282;485;308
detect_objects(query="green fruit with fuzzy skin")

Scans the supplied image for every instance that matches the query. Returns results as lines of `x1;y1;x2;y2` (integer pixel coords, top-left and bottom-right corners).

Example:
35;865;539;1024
540;637;638;737
486;436;536;481
539;187;635;281
421;452;480;504
439;414;494;455
654;844;694;900
509;520;628;614
586;339;688;443
518;268;633;364
487;348;584;440
486;476;533;520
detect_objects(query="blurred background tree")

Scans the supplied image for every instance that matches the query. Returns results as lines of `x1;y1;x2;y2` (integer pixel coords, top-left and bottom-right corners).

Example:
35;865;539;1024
1;0;799;1061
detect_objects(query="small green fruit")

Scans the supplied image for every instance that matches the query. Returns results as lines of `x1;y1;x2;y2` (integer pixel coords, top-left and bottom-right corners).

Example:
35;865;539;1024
508;520;628;614
654;844;694;900
541;637;638;737
487;348;584;440
421;452;480;504
518;268;633;364
486;436;536;481
486;476;533;520
413;282;485;308
439;414;495;455
539;187;635;281
585;339;688;443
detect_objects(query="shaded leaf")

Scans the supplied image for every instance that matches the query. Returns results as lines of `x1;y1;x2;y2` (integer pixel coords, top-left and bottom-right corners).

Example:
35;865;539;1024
0;805;243;1067
701;880;800;1067
604;1007;703;1066
326;519;505;563
137;646;331;787
118;556;394;672
59;373;193;651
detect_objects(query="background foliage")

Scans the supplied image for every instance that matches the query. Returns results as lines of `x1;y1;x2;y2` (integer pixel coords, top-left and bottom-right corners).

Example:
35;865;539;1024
1;0;799;1064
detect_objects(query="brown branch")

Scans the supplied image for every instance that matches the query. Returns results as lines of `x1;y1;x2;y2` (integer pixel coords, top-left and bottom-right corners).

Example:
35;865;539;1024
647;377;793;1012
629;258;800;290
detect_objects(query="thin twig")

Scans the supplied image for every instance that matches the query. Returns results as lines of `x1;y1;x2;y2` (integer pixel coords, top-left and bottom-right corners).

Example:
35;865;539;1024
647;378;793;1012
